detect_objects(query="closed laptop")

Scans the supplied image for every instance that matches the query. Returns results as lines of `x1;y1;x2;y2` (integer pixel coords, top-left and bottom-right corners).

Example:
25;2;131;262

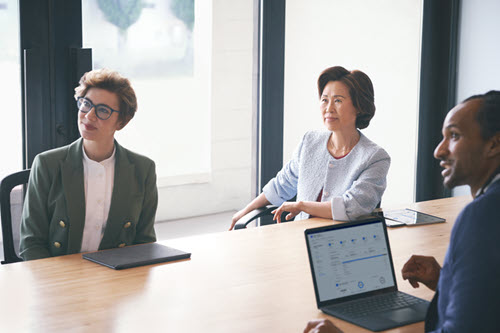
83;242;191;270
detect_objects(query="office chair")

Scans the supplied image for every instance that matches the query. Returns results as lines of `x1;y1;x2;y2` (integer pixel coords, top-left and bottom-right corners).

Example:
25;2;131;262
233;205;279;230
233;200;381;230
0;169;30;264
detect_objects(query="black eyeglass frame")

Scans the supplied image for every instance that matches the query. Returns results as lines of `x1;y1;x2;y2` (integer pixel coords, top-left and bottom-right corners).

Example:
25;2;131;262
76;96;121;120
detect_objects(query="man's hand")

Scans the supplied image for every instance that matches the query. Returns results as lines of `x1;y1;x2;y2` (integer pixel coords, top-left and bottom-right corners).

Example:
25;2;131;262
303;319;344;333
402;255;441;291
272;201;302;223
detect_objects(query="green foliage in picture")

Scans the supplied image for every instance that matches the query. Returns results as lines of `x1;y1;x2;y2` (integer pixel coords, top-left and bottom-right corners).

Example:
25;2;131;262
170;0;195;31
98;0;144;32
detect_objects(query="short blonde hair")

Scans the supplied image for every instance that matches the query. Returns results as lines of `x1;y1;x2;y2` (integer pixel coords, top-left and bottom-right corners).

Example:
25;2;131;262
74;68;137;125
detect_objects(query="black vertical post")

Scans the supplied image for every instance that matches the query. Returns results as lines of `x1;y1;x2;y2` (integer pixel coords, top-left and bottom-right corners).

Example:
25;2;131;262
52;1;86;147
416;0;460;201
259;0;286;189
68;48;93;142
258;0;286;225
20;0;52;167
20;0;86;168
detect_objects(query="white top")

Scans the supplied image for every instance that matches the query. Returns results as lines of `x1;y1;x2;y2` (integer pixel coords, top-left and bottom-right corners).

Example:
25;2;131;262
263;130;391;221
80;146;116;252
476;172;500;197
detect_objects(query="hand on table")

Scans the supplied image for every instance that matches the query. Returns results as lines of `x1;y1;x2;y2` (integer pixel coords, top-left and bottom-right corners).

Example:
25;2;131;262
272;201;302;223
304;319;344;333
402;255;441;291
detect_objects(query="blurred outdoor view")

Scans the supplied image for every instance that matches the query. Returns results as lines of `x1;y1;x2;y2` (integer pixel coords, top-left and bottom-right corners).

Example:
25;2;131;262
83;0;210;182
0;0;22;182
82;0;255;222
0;0;255;225
0;0;22;244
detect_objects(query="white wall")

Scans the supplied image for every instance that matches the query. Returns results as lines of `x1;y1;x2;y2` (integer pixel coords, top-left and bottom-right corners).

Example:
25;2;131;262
0;0;22;181
453;0;500;196
155;0;256;221
283;0;423;206
84;0;257;222
0;0;21;243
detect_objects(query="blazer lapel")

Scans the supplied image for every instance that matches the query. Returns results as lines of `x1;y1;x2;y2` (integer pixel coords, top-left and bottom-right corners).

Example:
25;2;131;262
100;142;135;249
61;139;86;254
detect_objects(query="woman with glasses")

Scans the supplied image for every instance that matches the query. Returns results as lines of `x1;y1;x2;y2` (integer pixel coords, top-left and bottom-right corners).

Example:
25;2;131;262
229;66;390;230
19;68;157;260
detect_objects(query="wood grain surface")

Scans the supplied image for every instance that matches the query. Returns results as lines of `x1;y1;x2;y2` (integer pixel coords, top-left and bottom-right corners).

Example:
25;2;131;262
0;196;472;332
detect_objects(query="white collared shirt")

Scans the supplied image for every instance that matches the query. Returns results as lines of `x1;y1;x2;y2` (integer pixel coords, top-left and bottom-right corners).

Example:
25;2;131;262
476;173;500;197
80;147;116;252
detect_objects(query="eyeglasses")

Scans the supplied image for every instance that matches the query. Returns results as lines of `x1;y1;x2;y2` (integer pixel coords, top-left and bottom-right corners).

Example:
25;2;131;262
77;97;121;120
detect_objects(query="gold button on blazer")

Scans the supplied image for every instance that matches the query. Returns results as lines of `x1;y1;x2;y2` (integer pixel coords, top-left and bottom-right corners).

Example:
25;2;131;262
19;139;158;261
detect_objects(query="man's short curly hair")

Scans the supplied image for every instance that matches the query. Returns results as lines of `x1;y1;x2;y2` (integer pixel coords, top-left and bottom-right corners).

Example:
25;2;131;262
463;90;500;140
74;68;137;126
317;66;375;129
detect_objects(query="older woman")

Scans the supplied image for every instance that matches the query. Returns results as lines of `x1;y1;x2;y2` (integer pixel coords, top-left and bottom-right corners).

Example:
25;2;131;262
229;66;390;230
20;69;157;260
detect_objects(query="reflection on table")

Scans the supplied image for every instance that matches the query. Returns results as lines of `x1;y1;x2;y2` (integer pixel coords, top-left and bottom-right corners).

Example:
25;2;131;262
0;196;471;332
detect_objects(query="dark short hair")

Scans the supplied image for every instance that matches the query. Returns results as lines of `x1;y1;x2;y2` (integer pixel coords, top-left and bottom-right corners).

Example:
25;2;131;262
317;66;375;129
463;90;500;140
74;68;137;126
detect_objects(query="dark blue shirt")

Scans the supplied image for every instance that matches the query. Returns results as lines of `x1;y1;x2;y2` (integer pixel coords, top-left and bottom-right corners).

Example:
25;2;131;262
426;180;500;332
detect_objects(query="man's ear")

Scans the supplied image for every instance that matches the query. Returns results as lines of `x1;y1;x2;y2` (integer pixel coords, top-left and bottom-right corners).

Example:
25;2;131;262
486;133;500;158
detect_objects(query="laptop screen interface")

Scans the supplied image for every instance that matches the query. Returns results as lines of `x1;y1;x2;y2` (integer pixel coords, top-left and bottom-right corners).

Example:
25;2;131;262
308;221;395;302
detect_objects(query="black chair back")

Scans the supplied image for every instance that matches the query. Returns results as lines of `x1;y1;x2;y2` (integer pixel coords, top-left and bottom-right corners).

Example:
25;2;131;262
0;169;30;264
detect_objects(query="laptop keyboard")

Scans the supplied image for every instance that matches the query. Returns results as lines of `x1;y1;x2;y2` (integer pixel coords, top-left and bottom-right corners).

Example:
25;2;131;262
329;292;426;318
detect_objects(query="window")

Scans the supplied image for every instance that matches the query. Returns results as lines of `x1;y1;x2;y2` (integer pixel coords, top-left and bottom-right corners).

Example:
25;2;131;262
453;0;500;196
283;0;423;205
82;0;257;221
0;0;22;181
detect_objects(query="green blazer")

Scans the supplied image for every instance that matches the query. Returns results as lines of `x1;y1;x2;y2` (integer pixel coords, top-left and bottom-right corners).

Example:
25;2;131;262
19;139;157;261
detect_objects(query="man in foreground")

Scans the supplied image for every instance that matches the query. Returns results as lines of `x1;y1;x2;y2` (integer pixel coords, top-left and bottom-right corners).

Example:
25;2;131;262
304;91;500;333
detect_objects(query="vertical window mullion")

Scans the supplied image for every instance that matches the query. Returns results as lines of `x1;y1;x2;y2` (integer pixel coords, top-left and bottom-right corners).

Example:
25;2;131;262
20;0;86;168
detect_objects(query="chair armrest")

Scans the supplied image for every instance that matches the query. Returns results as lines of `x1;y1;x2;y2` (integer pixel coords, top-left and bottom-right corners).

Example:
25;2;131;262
233;205;278;230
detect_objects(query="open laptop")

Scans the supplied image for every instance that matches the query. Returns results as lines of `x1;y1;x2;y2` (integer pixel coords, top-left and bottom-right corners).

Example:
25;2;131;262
304;218;429;331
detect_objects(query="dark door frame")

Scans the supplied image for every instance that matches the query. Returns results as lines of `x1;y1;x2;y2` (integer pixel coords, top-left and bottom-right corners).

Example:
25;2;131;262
416;0;460;201
20;0;90;168
258;0;286;191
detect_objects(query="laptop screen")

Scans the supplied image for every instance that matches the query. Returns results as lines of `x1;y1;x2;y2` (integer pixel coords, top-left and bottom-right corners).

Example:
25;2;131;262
306;220;396;302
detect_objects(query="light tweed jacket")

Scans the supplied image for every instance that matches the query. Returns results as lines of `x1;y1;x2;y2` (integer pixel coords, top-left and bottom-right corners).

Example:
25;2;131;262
262;130;390;221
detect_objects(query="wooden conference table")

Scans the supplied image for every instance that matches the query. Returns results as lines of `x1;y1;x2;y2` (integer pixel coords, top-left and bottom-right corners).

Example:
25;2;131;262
0;196;471;332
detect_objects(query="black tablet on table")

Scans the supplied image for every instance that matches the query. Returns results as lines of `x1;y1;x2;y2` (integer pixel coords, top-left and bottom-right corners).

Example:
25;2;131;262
83;242;191;270
375;209;445;227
